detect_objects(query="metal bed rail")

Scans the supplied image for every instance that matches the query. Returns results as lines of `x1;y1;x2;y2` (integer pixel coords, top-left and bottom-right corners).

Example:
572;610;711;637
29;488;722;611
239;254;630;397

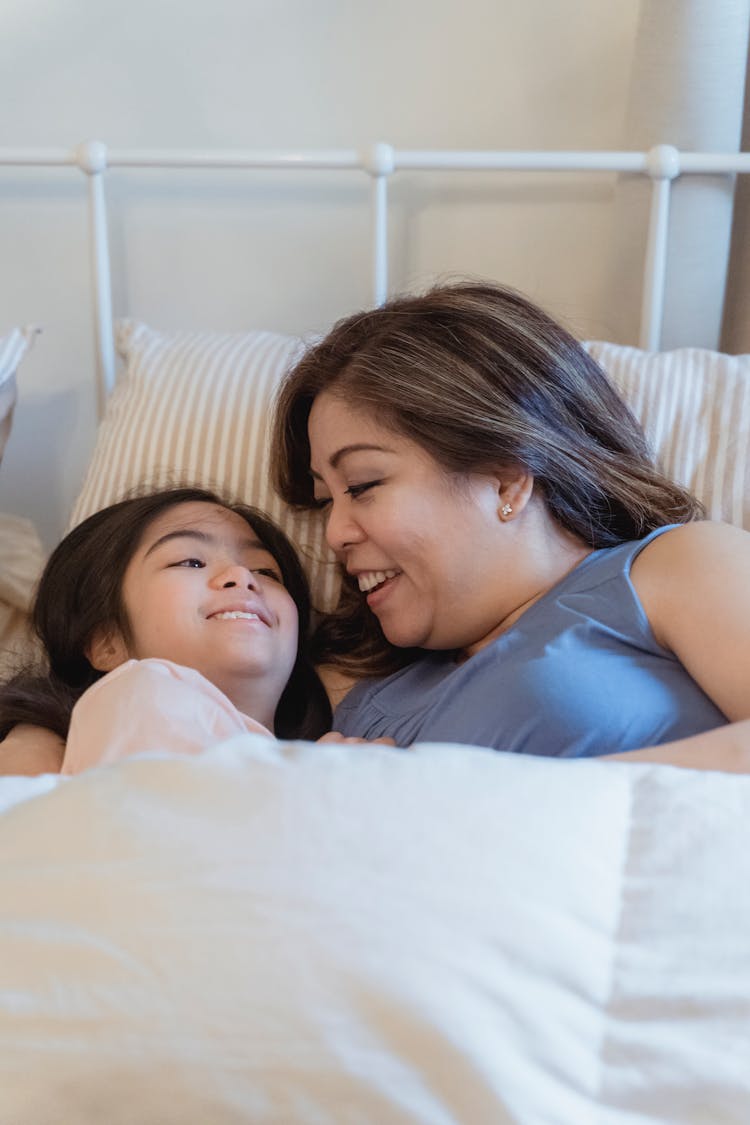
2;141;747;416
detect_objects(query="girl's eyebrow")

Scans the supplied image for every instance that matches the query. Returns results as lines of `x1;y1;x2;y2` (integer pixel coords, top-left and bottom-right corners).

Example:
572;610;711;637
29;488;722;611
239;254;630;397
143;529;266;559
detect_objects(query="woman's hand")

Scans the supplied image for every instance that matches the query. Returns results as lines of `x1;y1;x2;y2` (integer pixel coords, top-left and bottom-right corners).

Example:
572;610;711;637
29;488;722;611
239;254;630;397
0;723;65;776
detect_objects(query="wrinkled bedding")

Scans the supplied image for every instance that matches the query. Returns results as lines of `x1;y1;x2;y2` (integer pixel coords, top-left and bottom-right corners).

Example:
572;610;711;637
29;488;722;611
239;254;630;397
0;735;748;1124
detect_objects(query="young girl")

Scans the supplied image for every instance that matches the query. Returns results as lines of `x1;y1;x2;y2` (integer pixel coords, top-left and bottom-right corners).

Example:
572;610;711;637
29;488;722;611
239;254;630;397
0;487;331;774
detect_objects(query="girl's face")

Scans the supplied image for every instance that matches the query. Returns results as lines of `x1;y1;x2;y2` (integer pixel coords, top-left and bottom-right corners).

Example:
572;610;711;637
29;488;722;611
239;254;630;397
94;502;299;718
308;392;510;654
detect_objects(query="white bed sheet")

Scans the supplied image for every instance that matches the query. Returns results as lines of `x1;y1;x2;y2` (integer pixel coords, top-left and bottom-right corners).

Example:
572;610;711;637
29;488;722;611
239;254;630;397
0;736;748;1123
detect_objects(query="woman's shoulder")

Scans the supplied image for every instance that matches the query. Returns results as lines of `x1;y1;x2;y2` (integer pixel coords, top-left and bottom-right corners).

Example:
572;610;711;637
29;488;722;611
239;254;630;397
631;520;750;575
630;520;750;651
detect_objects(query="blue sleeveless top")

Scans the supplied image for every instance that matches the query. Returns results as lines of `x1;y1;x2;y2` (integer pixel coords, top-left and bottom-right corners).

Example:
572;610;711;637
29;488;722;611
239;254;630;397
334;526;727;756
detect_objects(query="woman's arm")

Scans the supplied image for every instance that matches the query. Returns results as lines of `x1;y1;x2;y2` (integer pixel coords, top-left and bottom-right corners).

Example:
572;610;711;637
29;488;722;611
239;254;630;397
0;724;65;776
604;719;750;773
610;522;750;773
631;521;750;722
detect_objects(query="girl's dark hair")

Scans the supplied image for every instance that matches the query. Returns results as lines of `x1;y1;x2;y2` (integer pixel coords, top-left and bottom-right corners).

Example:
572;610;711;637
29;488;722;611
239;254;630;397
271;280;704;674
0;487;331;745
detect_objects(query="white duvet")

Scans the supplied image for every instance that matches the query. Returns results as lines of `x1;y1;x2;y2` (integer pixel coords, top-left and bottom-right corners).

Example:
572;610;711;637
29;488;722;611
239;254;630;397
0;736;748;1124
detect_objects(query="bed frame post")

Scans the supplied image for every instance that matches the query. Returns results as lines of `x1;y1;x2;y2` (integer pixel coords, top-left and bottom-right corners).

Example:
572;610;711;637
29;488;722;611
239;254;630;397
640;145;680;352
75;141;116;418
363;143;395;306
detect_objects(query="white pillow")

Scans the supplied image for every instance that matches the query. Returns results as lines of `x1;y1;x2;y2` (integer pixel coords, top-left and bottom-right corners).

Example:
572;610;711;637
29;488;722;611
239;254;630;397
70;320;339;610
586;341;750;530
0;326;37;466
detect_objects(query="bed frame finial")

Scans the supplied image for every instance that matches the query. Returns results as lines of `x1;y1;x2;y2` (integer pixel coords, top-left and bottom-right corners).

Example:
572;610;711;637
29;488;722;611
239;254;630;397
74;140;108;176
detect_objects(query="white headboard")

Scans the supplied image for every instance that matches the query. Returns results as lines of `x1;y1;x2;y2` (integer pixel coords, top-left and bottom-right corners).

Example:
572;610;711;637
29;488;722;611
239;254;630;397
3;140;749;415
1;139;747;547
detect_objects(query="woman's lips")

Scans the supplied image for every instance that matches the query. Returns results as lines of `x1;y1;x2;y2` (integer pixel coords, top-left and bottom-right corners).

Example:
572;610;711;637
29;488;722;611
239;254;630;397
357;568;400;593
365;571;400;608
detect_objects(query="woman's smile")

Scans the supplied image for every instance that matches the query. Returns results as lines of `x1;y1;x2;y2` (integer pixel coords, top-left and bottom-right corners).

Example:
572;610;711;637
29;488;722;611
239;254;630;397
356;567;401;594
308;391;514;652
361;570;401;609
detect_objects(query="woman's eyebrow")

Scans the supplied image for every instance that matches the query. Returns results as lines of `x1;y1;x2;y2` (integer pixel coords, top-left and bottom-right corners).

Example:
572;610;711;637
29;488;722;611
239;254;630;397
143;529;265;558
311;443;394;479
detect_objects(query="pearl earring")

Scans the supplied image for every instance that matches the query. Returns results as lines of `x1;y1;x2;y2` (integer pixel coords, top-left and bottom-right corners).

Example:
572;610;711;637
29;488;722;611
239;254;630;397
501;503;513;518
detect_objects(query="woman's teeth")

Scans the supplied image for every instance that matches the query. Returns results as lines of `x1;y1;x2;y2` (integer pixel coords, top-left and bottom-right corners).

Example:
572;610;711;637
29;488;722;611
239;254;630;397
358;569;399;593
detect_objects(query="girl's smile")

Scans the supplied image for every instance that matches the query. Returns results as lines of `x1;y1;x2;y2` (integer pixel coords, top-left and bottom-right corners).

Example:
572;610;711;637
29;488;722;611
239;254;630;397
89;501;299;726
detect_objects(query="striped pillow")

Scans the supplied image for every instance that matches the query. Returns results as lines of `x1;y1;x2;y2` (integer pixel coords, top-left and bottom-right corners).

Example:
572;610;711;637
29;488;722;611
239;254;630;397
70;320;340;610
585;342;750;530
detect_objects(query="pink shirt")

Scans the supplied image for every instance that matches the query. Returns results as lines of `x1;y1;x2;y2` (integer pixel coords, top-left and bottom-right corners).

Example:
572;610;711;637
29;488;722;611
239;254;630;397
61;658;272;775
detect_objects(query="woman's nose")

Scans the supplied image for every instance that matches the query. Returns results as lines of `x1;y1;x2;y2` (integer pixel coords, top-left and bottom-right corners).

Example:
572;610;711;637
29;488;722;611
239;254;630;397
325;501;365;553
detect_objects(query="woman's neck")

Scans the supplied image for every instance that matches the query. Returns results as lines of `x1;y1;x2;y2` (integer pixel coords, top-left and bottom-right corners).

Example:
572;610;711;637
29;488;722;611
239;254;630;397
460;504;593;660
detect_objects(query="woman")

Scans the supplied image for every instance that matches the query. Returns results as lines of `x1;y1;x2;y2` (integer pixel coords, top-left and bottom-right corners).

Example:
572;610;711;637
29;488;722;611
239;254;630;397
272;280;750;769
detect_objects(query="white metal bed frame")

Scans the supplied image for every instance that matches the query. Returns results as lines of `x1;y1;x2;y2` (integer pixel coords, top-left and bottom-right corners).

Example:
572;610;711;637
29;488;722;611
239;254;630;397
1;140;748;415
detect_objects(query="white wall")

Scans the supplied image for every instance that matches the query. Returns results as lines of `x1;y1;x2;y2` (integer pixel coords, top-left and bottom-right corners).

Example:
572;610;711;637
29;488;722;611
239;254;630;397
0;0;640;547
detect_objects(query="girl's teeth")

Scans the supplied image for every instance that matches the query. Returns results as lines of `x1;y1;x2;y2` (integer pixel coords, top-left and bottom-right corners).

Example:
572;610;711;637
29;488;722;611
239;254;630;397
358;569;398;592
213;611;260;621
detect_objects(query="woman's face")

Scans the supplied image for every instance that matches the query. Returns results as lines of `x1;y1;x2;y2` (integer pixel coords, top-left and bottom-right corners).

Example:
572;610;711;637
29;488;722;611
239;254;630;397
95;502;299;711
308;392;509;653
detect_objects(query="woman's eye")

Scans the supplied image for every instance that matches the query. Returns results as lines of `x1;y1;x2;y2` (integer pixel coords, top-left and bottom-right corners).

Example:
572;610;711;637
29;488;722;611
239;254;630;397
345;481;380;499
313;495;332;511
171;558;205;568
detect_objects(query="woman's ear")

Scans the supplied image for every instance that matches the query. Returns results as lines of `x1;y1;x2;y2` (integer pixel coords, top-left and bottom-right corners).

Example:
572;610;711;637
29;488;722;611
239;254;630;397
494;467;534;520
85;626;130;673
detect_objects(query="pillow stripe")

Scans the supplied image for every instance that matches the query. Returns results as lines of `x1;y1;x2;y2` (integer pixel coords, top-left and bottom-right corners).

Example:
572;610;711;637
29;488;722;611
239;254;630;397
586;342;750;531
730;375;750;527
732;370;748;527
678;361;706;499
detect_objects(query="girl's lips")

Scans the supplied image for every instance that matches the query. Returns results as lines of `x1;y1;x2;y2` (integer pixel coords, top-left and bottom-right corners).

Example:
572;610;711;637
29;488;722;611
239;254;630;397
210;612;267;625
208;604;271;627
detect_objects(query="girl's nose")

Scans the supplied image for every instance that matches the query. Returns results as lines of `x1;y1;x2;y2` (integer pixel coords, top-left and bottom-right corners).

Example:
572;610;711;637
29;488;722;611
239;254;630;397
213;564;259;590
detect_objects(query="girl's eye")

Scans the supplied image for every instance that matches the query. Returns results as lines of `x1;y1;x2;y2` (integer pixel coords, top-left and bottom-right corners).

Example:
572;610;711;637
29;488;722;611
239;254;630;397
254;567;283;584
345;481;380;499
312;495;332;511
172;558;205;569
